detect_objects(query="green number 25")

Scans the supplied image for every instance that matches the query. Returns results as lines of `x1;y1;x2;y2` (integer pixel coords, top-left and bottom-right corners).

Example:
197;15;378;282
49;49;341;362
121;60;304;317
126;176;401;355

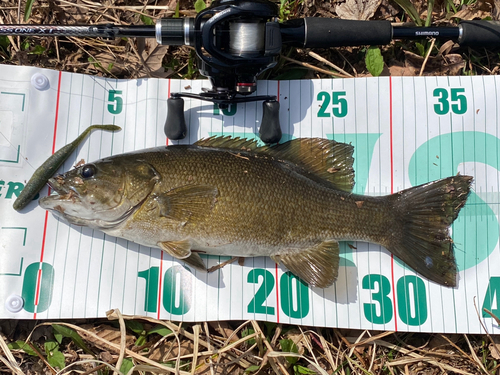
317;91;348;118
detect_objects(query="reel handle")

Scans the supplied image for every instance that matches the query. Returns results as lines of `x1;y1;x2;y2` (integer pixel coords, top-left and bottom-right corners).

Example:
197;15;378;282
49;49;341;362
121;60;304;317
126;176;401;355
164;97;187;140
259;100;281;144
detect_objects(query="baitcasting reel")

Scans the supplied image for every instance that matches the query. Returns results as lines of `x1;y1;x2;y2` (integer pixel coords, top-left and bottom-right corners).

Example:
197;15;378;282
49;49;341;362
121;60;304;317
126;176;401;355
157;0;283;143
2;0;500;142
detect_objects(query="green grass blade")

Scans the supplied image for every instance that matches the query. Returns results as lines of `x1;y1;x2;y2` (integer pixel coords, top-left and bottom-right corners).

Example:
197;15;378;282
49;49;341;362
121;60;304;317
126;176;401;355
24;0;36;21
392;0;423;26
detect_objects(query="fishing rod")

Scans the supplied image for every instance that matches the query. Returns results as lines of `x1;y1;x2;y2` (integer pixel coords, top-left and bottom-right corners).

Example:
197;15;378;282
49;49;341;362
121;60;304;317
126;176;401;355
1;0;499;143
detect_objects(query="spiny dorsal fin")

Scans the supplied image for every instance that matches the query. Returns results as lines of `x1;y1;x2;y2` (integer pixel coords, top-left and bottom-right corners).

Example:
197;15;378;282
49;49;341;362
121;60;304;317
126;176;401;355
194;136;355;192
266;138;355;192
194;135;260;152
271;240;340;288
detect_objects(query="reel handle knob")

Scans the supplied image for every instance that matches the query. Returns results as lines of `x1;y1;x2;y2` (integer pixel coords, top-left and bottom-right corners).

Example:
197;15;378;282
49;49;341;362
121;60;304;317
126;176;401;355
164;97;187;140
259;100;281;144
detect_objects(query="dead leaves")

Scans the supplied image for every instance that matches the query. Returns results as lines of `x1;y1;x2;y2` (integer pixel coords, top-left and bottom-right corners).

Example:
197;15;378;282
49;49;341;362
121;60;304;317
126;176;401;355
336;0;382;20
137;38;173;78
454;0;496;19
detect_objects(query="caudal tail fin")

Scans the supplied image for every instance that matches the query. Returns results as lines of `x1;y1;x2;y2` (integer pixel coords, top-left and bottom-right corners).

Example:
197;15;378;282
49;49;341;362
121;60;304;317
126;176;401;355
385;175;472;287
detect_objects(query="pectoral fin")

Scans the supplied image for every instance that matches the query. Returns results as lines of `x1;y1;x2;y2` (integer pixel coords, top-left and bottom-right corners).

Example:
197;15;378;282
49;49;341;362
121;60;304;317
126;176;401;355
156;184;218;223
271;240;340;288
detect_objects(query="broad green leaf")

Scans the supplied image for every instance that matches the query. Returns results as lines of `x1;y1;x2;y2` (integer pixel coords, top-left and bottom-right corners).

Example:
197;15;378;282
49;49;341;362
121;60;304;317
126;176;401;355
416;42;425;57
194;0;206;13
44;340;58;353
294;364;317;374
54;332;63;345
8;340;38;356
147;325;173;337
245;365;261;373
365;47;384;77
140;15;154;25
241;328;256;345
47;350;66;370
279;339;299;365
0;36;10;50
45;340;65;370
125;320;144;335
53;324;93;355
30;45;46;55
120;358;134;374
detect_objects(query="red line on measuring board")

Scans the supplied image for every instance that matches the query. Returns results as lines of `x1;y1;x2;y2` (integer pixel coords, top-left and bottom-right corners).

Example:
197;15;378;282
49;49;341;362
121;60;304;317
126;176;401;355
157;251;164;320
166;79;171;146
33;71;63;319
389;76;398;332
275;263;280;323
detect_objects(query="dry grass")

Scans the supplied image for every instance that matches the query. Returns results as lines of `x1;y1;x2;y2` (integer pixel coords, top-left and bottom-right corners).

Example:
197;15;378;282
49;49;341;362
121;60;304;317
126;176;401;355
1;0;500;374
1;312;500;374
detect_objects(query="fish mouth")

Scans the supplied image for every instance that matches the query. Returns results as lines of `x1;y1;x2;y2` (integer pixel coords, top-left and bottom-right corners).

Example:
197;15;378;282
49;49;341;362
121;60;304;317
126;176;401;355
45;177;81;202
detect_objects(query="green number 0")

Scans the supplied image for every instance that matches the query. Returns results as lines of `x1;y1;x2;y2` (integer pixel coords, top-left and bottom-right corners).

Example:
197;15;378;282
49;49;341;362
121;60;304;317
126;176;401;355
22;262;55;313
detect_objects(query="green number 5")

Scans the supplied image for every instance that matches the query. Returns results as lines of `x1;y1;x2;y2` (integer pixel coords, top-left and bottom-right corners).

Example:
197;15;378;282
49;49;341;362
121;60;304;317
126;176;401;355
108;90;123;115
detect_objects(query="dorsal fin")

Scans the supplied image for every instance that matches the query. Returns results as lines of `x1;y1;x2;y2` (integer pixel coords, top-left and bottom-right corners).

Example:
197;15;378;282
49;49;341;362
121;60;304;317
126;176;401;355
194;136;355;192
194;135;260;151
266;138;355;192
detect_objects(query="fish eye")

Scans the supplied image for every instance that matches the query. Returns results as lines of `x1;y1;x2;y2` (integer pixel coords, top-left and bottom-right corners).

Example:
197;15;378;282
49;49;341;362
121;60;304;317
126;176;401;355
81;164;96;179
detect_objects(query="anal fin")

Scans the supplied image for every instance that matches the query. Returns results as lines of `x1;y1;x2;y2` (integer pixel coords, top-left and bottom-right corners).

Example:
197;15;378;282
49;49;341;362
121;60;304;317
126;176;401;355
182;253;207;271
271;240;340;288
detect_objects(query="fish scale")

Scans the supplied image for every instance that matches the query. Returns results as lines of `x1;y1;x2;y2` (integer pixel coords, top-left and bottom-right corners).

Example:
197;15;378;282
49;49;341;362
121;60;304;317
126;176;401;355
39;136;472;288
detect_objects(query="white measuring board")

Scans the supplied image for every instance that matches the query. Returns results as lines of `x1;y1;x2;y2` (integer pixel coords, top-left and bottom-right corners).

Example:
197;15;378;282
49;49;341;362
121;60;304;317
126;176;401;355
1;64;499;334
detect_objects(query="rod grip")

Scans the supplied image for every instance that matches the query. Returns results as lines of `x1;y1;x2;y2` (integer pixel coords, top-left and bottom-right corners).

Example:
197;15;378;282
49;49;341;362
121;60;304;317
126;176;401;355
303;18;392;47
459;21;500;47
164;97;187;140
259;100;281;144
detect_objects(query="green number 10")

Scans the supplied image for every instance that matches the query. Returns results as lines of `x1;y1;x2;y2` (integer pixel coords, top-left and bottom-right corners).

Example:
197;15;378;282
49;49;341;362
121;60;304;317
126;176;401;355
138;265;191;315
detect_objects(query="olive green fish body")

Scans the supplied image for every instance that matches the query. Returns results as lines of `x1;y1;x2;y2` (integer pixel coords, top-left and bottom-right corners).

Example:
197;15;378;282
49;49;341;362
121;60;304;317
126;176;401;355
111;146;387;251
39;137;472;288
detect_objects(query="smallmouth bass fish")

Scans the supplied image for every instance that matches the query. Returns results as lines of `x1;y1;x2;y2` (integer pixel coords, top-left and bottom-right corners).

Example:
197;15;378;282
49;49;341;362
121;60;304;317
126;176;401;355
39;136;472;288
